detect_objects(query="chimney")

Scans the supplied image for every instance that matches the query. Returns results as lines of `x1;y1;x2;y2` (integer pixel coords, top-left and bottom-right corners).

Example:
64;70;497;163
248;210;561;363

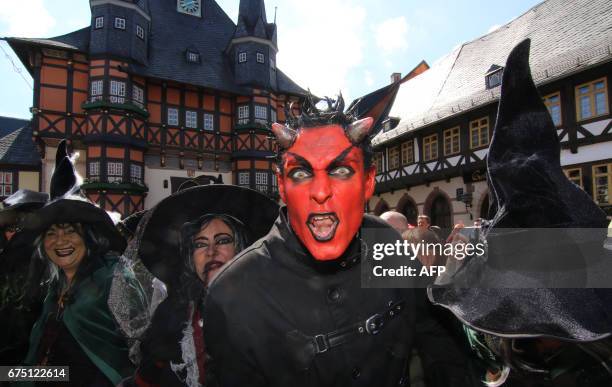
391;72;402;83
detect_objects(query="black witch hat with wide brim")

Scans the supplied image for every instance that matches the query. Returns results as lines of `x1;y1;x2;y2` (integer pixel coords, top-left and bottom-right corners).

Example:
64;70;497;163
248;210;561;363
428;39;612;342
22;140;126;253
138;184;279;288
0;190;49;227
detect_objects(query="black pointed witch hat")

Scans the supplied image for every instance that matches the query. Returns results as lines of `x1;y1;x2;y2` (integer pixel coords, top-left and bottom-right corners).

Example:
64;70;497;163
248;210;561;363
428;39;612;341
22;140;126;253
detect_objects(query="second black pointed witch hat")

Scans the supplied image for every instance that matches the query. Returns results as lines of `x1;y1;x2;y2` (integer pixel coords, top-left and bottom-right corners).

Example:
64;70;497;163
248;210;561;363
428;39;612;341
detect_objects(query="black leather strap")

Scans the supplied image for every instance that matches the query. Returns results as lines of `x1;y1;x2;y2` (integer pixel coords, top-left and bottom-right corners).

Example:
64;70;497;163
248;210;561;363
312;300;406;354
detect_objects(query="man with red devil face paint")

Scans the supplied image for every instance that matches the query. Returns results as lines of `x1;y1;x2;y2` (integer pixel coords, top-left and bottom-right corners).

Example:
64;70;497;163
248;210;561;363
203;96;473;387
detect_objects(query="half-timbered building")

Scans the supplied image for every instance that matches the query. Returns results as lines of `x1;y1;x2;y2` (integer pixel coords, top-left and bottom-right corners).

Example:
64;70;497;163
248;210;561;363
4;0;306;216
370;0;612;229
0;116;41;199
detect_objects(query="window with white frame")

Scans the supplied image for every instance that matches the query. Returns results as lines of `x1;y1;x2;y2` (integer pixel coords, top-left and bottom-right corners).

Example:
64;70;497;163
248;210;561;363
256;52;265;63
238;171;250;186
203;113;214;131
114;17;126;30
130;164;143;184
238;52;247;63
90;80;103;102
167;107;179;126
271;108;277;124
255;171;268;193
107;162;123;183
0;171;13;197
132;84;144;108
187;50;200;63
88;161;100;182
136;24;145;40
254;105;267;123
95;16;104;29
110;80;126;103
186;110;198;128
237;105;249;124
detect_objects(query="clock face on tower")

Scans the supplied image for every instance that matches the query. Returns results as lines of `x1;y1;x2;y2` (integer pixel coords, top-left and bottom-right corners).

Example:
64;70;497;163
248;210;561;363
177;0;202;17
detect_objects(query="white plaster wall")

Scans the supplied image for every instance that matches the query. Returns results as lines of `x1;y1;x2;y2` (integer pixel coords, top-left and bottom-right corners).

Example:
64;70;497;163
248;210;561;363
144;166;232;209
561;142;612;166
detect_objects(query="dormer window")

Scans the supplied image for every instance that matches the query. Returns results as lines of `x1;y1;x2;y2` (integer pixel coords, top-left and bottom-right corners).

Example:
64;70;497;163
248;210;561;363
136;24;145;40
114;17;126;30
485;65;503;89
256;52;265;64
238;52;247;63
186;50;200;63
95;16;104;29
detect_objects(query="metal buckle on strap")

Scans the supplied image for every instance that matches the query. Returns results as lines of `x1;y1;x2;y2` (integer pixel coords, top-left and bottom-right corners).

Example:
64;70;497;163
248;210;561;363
314;334;329;353
365;313;384;335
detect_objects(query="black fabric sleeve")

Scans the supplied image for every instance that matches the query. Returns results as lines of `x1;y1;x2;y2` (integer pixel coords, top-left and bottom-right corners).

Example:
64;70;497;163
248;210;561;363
203;291;267;387
413;288;480;387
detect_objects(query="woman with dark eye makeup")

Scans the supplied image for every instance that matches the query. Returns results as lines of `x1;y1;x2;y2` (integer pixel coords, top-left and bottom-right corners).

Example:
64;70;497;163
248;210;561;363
127;185;278;387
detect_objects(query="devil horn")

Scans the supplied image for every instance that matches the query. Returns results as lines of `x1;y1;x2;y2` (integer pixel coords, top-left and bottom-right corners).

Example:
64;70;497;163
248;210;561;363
345;117;374;145
271;123;298;150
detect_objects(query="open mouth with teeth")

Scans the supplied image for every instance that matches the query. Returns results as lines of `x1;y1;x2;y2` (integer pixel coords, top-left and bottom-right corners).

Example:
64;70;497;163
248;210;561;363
54;247;76;258
306;212;339;242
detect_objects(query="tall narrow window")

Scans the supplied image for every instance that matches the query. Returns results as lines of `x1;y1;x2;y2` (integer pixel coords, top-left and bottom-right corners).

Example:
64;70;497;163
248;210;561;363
423;134;438;161
136;24;145;40
89;161;100;182
238;171;250;186
254;105;267;124
400;141;414;165
90;80;103;102
0;171;13;197
470;117;489;149
388;146;400;170
132;84;144;108
238;52;247;63
186;110;198;128
107;162;123;183
130;164;143;184
374;152;383;174
543;92;562;126
237;105;249;124
109;80;126;104
576;78;609;121
95;16;104;29
255;171;268;193
114;17;126;30
593;163;611;205
271;108;277;124
167;108;179;126
443;126;460;155
203;113;214;131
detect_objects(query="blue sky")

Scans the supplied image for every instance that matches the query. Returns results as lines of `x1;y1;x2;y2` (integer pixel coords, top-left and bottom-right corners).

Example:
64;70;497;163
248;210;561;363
0;0;542;119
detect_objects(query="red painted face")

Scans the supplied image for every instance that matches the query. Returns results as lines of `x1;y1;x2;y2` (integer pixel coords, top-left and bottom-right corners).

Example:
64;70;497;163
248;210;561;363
277;124;375;261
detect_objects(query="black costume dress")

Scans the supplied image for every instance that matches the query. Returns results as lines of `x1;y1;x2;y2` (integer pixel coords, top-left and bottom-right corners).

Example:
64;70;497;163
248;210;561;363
204;209;472;387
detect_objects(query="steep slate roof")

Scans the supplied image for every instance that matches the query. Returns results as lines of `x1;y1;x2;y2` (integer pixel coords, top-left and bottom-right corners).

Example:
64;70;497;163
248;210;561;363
374;0;612;146
4;1;303;96
0;117;39;166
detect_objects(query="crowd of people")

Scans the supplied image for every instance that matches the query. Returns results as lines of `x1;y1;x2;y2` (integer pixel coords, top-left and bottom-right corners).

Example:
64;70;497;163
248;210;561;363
0;39;611;387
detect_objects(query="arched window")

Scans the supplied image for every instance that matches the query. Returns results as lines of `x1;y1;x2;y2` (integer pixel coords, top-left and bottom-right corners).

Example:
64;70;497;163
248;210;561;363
399;199;418;226
430;196;451;229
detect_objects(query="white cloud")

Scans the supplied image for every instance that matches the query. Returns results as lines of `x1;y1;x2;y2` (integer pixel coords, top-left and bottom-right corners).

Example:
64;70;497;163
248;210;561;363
364;70;374;87
375;16;408;54
0;0;56;37
275;0;367;100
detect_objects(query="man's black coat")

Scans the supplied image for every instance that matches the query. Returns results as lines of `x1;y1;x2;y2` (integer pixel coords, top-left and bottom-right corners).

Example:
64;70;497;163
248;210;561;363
204;209;472;387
